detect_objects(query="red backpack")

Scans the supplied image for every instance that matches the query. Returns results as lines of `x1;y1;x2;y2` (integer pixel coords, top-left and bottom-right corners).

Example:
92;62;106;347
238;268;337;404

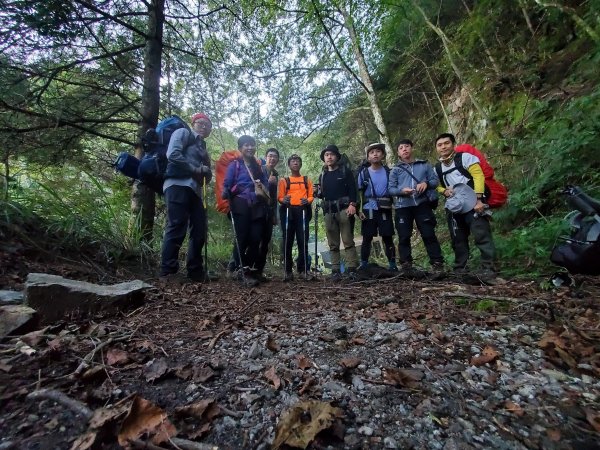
436;144;508;208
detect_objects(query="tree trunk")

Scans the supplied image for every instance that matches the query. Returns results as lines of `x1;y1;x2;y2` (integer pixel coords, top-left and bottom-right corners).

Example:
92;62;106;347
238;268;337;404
534;0;599;43
131;0;165;241
338;6;393;156
411;1;492;130
2;149;8;201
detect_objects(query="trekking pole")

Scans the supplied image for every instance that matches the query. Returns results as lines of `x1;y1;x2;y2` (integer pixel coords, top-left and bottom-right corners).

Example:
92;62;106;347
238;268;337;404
203;177;209;282
283;207;289;278
314;200;319;272
229;212;246;284
302;207;307;279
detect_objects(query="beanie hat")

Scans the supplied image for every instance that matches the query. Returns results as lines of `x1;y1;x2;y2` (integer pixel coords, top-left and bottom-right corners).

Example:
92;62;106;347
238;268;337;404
191;112;212;125
320;144;341;162
365;142;386;158
287;154;302;165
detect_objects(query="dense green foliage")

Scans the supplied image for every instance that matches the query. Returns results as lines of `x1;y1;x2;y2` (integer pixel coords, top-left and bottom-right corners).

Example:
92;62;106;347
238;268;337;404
1;0;599;277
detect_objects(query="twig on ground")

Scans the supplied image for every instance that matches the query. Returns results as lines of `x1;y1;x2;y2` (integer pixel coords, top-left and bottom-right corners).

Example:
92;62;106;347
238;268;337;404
444;293;526;303
130;439;168;450
207;330;229;351
72;333;133;377
27;388;93;421
219;406;243;418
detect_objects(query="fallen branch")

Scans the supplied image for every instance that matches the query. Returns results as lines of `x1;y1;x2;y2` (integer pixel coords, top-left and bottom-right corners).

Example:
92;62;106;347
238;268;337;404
72;333;133;377
207;330;229;351
443;293;524;303
170;437;219;450
27;389;93;421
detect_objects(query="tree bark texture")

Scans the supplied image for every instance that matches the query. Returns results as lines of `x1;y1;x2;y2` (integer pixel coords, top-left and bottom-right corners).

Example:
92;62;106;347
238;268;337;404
131;0;165;241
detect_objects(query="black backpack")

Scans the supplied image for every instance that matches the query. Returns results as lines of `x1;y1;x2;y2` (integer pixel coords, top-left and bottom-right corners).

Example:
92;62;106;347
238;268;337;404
114;115;192;194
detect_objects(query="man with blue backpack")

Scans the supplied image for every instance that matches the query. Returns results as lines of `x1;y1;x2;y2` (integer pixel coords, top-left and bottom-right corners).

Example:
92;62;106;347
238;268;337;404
357;143;397;273
159;113;213;283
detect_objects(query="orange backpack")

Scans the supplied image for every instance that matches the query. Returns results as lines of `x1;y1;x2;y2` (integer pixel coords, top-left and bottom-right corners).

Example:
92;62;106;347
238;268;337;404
215;150;241;214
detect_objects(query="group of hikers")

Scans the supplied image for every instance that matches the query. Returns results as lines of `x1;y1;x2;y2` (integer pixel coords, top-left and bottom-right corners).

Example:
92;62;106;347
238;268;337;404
158;113;499;286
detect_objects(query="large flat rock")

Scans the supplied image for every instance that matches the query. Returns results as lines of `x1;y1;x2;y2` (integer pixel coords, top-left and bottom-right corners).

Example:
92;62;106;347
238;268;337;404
0;290;24;305
0;305;38;339
24;273;152;323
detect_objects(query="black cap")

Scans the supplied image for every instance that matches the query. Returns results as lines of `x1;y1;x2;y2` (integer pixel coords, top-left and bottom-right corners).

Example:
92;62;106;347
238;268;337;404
320;144;341;162
287;154;302;165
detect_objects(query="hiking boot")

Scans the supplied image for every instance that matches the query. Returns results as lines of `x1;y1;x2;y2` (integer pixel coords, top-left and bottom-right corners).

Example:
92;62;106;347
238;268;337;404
234;269;259;287
159;273;187;286
388;261;399;272
358;261;369;270
429;262;447;280
329;271;343;282
476;269;499;285
187;271;206;283
284;272;294;282
401;264;426;280
254;271;269;283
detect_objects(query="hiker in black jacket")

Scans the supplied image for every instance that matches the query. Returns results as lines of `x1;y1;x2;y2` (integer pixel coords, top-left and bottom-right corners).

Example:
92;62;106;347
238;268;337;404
318;144;359;281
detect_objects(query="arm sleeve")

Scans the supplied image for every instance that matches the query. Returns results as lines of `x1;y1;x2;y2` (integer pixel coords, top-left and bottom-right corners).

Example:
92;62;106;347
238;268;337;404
277;178;286;204
425;164;439;189
346;169;357;203
467;163;485;194
166;128;195;176
307;177;314;203
222;161;236;199
388;167;400;196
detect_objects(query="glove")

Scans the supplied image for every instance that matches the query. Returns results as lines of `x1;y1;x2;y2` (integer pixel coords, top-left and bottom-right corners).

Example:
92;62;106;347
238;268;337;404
192;165;211;182
282;195;291;205
300;198;309;206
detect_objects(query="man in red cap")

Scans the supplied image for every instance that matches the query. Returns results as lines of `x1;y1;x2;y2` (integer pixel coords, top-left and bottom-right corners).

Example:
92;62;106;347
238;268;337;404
160;112;213;283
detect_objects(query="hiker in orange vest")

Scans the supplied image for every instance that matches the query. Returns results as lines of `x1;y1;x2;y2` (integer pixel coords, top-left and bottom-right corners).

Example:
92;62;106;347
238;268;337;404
278;154;314;281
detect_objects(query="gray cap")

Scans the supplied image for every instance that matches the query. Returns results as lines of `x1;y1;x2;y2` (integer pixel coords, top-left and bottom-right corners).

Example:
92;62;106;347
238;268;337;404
445;183;477;214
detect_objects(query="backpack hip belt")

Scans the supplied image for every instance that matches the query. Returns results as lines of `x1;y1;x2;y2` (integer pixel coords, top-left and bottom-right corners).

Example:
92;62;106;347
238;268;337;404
323;196;350;214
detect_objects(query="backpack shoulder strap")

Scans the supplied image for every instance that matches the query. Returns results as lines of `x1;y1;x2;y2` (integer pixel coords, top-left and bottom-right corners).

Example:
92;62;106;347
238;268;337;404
454;153;472;179
435;162;446;188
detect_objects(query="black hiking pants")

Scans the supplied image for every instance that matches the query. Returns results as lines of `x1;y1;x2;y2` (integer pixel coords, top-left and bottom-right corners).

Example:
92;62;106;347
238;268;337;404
160;185;205;278
281;205;311;273
395;203;443;266
446;209;495;271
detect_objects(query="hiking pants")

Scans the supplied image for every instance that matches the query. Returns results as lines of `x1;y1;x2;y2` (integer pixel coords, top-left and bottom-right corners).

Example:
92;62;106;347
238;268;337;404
446;209;495;271
160;185;205;277
324;209;358;272
256;210;275;273
281;206;310;273
395;203;443;266
360;209;395;263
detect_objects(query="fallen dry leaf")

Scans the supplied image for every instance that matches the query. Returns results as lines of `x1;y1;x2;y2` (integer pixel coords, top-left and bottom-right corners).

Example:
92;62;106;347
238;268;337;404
272;401;343;449
264;366;281;389
266;335;281;352
117;396;176;446
350;337;365;345
383;367;424;388
546;428;561;441
296;354;313;370
175;398;220;421
584;408;600;432
21;328;49;346
193;366;217;383
339;357;361;369
106;348;129;366
143;358;169;382
504;400;524;417
471;346;500;366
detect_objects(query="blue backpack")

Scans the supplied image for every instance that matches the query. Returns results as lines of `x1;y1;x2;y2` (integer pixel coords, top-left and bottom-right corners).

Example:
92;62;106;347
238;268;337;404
115;115;192;194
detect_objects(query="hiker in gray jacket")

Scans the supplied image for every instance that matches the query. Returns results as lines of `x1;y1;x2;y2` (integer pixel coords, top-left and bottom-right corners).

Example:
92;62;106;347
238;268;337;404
388;139;444;273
